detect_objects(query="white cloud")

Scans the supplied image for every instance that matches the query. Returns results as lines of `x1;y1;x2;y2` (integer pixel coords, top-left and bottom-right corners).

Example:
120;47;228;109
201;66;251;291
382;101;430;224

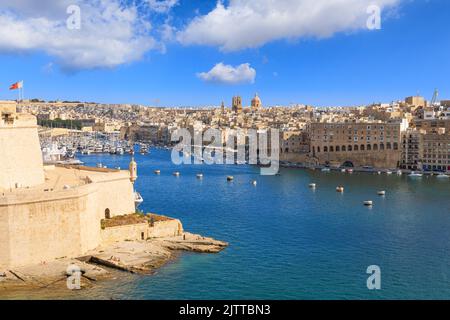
178;0;402;51
197;63;256;85
0;0;173;71
146;0;179;14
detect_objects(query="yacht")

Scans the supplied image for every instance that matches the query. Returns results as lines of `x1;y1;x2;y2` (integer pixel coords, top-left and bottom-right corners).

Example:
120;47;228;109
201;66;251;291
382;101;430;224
134;192;144;206
140;145;149;155
408;172;423;178
436;173;449;179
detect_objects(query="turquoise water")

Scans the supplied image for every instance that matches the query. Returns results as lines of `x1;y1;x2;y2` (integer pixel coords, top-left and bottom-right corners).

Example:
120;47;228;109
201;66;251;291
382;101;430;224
36;149;450;299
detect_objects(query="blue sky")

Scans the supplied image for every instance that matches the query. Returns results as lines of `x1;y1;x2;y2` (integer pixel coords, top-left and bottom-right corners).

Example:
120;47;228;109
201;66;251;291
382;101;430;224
0;0;449;107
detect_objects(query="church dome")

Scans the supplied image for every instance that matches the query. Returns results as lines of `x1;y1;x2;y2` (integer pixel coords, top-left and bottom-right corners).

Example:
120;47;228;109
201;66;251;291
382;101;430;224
251;93;262;108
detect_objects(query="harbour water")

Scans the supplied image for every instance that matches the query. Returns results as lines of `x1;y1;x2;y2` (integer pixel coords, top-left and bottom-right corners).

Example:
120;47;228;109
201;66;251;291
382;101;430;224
4;148;450;299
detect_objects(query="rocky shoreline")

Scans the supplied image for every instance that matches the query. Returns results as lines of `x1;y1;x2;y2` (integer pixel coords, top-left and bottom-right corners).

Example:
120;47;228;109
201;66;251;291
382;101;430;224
0;232;228;294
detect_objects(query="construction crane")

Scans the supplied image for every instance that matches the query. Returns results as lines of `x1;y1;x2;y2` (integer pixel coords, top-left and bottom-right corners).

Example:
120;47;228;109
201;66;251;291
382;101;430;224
430;88;439;107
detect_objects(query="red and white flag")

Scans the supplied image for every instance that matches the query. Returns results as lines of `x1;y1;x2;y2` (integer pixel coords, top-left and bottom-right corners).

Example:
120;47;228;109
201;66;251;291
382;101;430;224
9;81;23;90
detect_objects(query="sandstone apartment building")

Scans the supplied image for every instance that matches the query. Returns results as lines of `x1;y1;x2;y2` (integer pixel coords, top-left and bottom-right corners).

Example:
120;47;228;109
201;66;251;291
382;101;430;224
308;118;409;168
402;119;450;172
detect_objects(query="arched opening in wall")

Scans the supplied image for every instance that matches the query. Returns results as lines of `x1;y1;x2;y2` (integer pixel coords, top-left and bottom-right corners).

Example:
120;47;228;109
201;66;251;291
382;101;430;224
342;161;354;168
393;143;399;150
361;144;365;151
141;232;145;240
324;146;328;152
373;144;378;151
317;147;321;153
330;146;334;152
387;143;392;150
342;146;346;152
336;146;340;152
380;143;385;150
348;145;353;152
354;145;359;151
105;208;111;219
367;144;372;151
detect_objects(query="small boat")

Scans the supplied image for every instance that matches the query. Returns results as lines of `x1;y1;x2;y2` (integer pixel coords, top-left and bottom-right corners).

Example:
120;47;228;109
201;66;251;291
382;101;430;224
197;173;204;179
173;172;180;177
346;169;354;174
377;191;386;196
309;183;317;189
140;146;149;155
321;168;331;172
408;172;423;178
377;171;382;175
436;174;449;179
364;200;373;206
341;169;346;173
396;170;403;176
336;186;344;193
97;163;103;168
386;171;393;175
227;176;234;181
154;170;161;175
134;192;144;206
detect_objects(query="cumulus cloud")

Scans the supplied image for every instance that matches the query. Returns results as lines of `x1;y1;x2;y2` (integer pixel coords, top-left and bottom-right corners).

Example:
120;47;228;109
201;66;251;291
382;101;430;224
146;0;179;14
178;0;402;51
0;0;175;71
197;63;256;85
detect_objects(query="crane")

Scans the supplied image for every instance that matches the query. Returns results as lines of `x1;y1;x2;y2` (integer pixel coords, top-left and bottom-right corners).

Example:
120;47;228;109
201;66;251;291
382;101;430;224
430;88;439;107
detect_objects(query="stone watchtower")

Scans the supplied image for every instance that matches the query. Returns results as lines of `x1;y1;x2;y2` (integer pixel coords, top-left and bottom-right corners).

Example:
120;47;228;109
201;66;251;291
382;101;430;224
0;101;45;190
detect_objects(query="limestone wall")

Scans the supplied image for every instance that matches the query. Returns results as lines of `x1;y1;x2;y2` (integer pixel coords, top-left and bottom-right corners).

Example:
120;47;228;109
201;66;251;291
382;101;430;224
0;177;136;268
280;153;310;164
148;219;183;238
100;223;149;245
87;172;136;218
315;150;401;168
100;218;183;245
0;187;95;268
0;124;45;190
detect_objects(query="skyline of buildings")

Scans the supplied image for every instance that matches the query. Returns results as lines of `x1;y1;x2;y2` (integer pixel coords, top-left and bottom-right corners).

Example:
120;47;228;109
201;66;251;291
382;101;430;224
7;89;450;173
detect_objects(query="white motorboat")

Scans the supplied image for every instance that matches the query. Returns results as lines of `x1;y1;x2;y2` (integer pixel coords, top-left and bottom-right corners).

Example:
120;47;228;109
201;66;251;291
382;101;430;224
134;192;144;206
408;172;423;178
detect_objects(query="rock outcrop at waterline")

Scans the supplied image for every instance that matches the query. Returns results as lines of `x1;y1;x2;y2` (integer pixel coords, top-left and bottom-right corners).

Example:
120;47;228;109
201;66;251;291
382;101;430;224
0;214;228;291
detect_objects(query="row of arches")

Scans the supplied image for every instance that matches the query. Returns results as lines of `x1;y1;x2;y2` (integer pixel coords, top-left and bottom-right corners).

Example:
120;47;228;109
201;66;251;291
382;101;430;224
314;143;398;154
